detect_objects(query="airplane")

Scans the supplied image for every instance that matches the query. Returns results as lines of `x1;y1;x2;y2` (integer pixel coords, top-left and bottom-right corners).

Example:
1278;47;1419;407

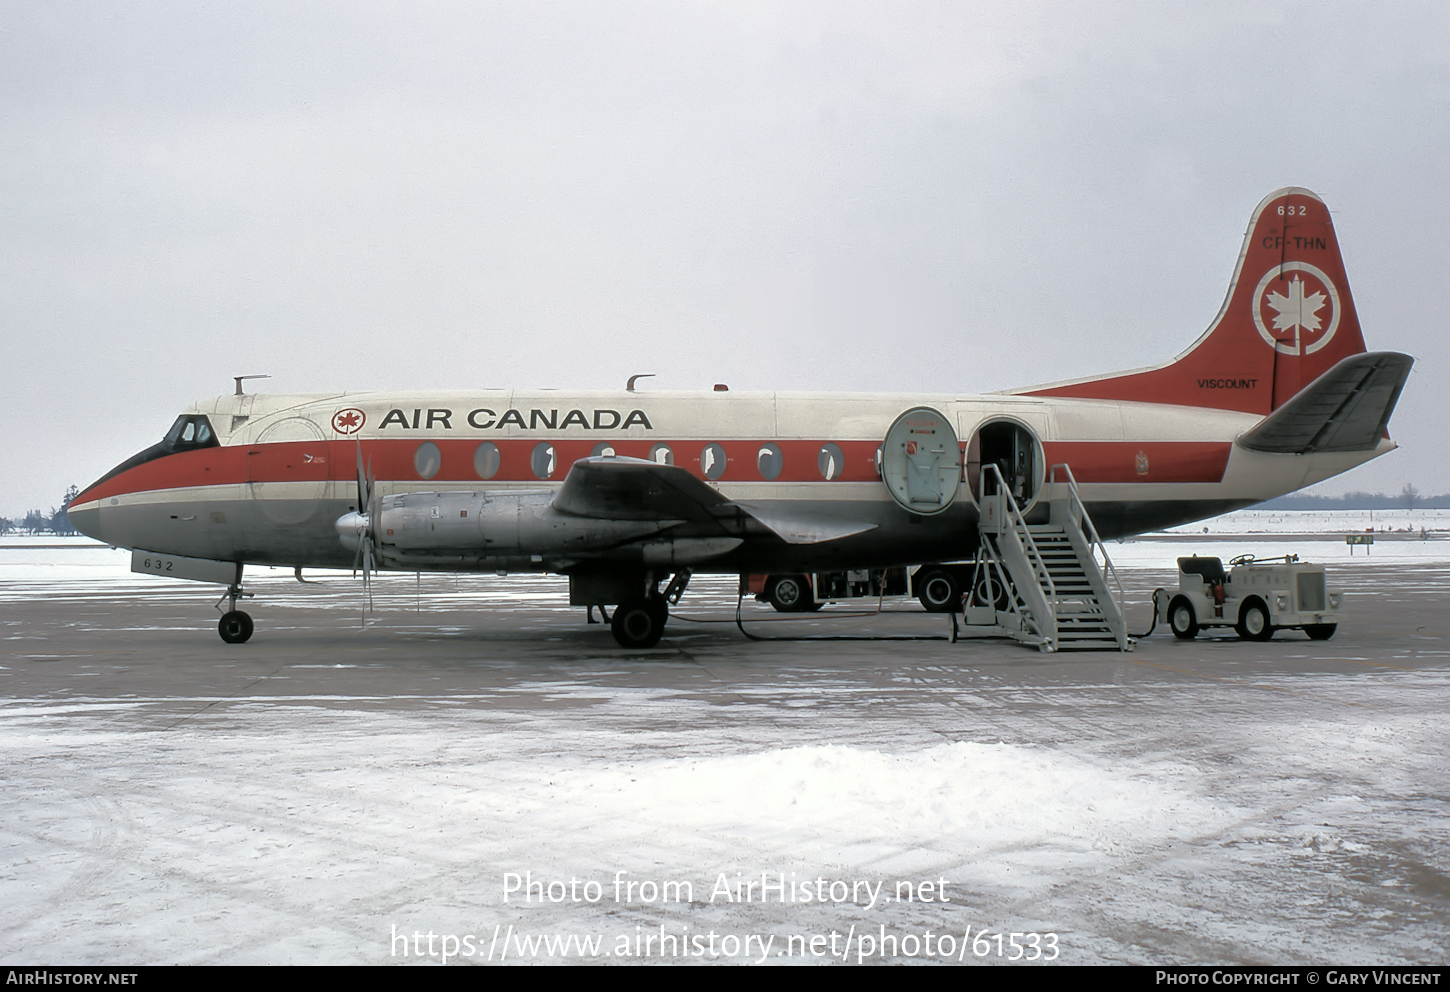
67;187;1413;649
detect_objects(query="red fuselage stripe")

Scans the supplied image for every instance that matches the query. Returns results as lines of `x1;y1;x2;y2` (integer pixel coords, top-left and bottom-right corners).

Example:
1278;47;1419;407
78;438;1233;503
1041;441;1231;484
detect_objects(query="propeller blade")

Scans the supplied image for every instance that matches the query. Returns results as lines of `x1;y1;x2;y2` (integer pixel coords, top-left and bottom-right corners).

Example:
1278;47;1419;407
348;442;379;625
356;440;367;511
363;455;379;621
367;456;379;563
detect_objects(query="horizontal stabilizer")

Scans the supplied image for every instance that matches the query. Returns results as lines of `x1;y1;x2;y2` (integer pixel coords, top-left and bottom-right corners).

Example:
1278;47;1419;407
553;456;730;521
735;502;879;545
1237;352;1413;454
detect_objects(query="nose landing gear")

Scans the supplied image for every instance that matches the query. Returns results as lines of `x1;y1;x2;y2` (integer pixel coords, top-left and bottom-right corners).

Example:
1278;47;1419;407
215;577;255;644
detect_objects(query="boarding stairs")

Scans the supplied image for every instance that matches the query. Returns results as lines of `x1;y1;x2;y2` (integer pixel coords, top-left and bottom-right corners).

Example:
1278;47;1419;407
976;463;1132;652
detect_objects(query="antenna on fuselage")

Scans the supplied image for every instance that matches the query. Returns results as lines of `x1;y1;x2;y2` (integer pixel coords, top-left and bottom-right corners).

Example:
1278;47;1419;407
234;375;270;395
626;374;654;392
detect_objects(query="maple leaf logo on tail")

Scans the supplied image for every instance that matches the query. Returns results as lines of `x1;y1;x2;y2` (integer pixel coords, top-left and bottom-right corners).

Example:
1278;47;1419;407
1251;262;1341;356
1266;276;1326;342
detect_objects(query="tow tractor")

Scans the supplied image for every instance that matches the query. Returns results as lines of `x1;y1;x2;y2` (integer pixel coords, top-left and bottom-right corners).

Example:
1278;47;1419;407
1161;554;1342;641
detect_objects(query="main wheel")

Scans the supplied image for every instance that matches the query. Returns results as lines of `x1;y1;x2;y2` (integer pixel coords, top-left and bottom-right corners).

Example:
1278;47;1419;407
218;610;254;644
915;568;961;613
1168;596;1198;640
1236;598;1274;641
1304;623;1337;640
767;575;814;613
611;598;668;648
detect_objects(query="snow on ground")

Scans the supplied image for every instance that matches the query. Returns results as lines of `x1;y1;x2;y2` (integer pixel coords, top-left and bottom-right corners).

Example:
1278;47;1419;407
3;663;1446;965
1160;507;1450;536
1;516;1447;965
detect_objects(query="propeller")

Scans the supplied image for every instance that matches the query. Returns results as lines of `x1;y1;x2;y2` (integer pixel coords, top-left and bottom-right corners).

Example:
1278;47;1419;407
334;441;381;624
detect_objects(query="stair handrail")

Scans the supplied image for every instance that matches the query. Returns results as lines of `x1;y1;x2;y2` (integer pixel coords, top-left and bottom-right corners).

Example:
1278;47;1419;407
1048;462;1125;621
980;462;1057;601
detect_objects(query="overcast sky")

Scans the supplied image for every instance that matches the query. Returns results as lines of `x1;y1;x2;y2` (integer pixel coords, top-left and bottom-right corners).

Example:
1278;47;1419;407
3;1;1447;516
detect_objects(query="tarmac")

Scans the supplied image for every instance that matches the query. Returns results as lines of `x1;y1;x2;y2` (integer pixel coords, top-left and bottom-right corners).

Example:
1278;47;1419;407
1;537;1447;965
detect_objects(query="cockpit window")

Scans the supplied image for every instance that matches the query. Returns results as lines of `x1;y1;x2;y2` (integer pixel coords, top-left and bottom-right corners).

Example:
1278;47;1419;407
81;414;222;493
163;415;218;450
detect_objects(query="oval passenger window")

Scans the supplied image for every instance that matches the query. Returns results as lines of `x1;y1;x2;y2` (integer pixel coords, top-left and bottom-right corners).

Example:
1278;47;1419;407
700;443;727;480
414;441;442;480
757;443;783;480
473;442;500;480
531;442;556;480
818;443;844;481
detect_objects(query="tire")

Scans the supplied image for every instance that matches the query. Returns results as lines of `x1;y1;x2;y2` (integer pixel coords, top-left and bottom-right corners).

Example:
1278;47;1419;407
611;598;667;648
915;568;961;613
1304;623;1337;640
972;574;1010;612
1236;598;1274;641
767;575;813;613
218;611;254;644
1168;596;1198;640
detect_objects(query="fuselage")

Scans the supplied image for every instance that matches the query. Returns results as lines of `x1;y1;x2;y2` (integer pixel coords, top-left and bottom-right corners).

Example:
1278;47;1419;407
67;386;1392;574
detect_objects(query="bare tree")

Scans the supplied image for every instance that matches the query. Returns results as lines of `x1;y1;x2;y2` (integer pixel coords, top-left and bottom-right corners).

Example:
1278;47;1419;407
1401;482;1420;509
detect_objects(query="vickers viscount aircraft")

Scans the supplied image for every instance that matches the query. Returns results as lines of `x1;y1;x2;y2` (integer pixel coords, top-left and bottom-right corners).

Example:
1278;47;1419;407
69;188;1412;648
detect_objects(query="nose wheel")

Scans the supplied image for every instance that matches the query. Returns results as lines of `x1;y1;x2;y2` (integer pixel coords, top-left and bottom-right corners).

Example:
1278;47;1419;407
214;574;255;644
219;610;254;643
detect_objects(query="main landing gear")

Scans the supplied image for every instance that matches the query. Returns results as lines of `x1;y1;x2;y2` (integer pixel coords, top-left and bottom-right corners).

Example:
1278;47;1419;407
611;598;669;649
216;577;255;644
607;569;692;649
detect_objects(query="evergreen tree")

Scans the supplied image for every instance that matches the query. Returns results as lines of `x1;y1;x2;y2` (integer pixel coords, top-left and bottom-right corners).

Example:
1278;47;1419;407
50;485;80;535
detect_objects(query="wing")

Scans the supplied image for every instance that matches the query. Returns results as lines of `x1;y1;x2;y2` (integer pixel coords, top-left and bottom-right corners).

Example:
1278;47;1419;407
552;456;878;545
553;456;731;521
1237;352;1413;454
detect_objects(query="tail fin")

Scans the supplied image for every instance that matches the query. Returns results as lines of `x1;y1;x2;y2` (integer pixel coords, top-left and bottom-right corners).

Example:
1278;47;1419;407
1022;187;1368;415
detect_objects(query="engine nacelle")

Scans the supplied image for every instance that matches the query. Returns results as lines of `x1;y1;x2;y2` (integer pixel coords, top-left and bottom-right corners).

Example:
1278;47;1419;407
366;491;686;569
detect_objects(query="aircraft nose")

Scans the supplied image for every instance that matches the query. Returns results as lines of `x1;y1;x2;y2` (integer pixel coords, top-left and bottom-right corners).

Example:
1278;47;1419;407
68;503;103;543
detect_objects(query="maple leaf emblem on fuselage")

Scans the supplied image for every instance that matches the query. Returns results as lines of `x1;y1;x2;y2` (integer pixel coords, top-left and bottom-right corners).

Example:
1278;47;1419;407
1264;276;1327;339
332;408;366;434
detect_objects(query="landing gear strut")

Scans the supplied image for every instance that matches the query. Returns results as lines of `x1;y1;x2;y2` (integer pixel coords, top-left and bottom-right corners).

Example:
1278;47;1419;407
608;569;691;649
215;570;254;644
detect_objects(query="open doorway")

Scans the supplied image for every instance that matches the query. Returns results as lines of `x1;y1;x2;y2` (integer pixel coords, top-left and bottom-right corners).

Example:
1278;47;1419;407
966;419;1043;508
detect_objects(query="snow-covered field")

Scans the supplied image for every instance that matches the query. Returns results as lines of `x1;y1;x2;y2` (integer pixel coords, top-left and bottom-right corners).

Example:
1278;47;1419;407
1161;507;1450;536
1126;508;1450;568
